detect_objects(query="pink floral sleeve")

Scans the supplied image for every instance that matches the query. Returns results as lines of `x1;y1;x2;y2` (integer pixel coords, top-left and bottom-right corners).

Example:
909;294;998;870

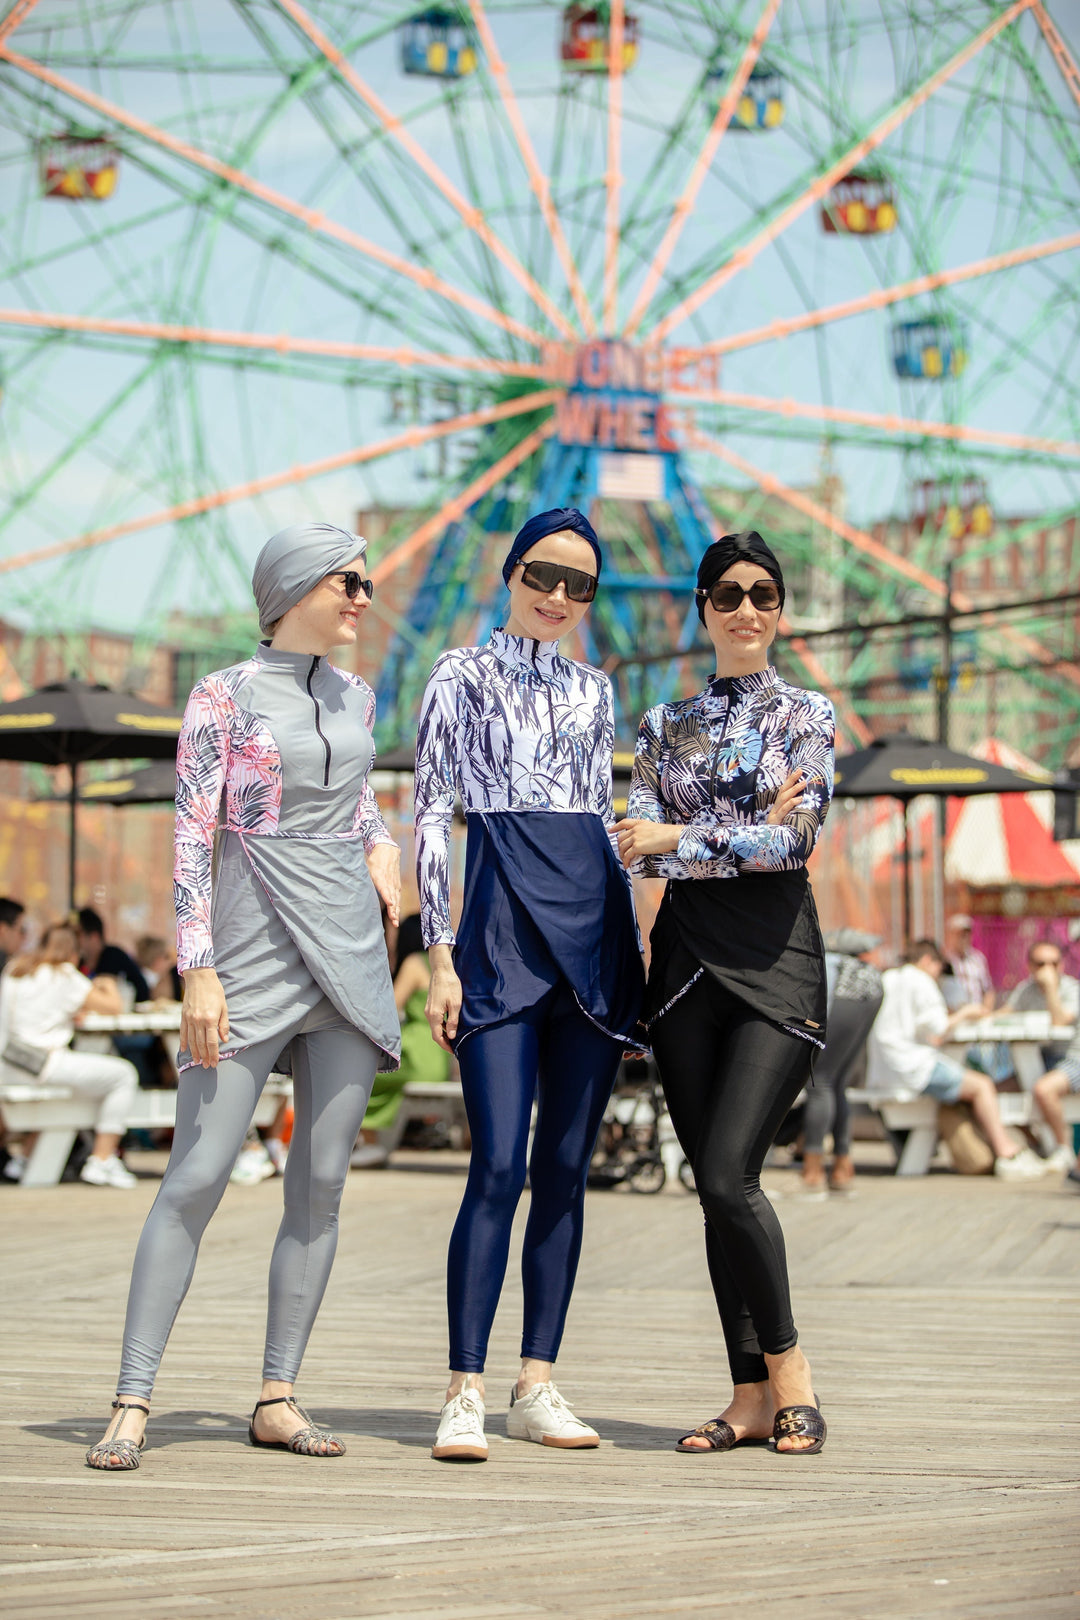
349;678;396;853
174;677;232;972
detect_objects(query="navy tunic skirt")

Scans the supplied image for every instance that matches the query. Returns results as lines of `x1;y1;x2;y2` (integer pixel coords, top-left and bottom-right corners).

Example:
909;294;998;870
452;810;644;1049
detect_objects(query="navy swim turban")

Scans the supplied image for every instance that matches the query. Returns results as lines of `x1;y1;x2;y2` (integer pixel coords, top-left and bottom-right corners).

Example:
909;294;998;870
502;507;602;586
695;530;785;623
252;522;367;634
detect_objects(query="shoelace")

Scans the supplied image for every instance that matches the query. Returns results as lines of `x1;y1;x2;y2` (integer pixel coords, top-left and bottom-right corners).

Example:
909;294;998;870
533;1383;576;1418
442;1390;484;1437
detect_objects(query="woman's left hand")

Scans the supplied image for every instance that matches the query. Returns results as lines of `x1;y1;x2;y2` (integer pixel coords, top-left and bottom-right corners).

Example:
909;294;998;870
367;841;401;927
612;818;682;868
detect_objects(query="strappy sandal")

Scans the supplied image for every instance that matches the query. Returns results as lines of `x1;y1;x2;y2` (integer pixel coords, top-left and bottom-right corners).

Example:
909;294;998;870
675;1417;769;1453
248;1396;346;1457
769;1402;827;1455
85;1400;150;1471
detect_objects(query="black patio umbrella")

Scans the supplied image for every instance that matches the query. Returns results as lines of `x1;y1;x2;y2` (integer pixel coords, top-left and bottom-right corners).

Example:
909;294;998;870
832;732;1040;938
62;759;178;807
0;680;184;905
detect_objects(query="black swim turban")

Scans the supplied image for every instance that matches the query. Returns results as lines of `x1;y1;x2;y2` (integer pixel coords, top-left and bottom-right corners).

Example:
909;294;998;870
502;507;602;586
695;530;785;623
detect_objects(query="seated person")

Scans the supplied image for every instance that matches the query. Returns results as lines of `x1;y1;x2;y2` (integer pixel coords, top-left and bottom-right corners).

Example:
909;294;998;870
1006;939;1079;1069
944;915;995;1013
0;921;138;1187
135;935;182;1002
1033;1032;1080;1175
77;907;150;1003
78;907;155;1086
868;938;1046;1181
801;929;883;1198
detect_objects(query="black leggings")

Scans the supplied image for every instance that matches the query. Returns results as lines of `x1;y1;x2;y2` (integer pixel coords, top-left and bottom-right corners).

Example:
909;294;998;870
650;974;812;1386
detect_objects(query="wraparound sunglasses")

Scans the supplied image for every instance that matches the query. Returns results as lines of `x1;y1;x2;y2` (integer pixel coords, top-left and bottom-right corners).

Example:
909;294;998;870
330;570;374;601
518;558;598;603
696;580;781;614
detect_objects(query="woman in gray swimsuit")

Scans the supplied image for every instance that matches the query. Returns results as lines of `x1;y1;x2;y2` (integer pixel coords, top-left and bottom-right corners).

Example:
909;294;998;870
87;522;401;1471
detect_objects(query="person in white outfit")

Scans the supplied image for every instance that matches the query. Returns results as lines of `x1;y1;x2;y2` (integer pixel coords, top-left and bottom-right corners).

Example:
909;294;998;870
868;939;1046;1181
0;921;138;1186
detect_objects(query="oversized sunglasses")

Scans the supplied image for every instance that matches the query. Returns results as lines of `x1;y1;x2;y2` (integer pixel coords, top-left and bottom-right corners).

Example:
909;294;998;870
330;570;374;601
696;579;781;614
518;558;597;603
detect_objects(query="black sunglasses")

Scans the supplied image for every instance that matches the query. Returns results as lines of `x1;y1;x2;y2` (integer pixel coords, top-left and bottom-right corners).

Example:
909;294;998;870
331;570;374;601
696;580;781;614
518;558;597;604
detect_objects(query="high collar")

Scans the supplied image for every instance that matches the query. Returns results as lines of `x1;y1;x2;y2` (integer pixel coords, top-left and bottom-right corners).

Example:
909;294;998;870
488;627;563;676
256;639;324;675
706;664;779;700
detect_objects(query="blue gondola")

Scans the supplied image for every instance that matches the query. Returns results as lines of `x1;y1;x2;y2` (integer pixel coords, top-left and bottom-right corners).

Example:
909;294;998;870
400;8;477;78
705;60;784;130
892;316;968;380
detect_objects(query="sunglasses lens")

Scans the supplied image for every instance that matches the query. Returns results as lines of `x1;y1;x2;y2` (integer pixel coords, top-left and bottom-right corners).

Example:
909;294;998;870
521;561;596;603
340;571;373;600
710;584;744;611
708;582;780;611
751;583;781;609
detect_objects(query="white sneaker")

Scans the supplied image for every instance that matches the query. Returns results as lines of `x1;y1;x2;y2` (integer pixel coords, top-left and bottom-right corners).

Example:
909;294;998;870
230;1145;275;1185
994;1147;1047;1181
431;1385;487;1462
80;1155;137;1189
506;1381;599;1449
1043;1144;1076;1174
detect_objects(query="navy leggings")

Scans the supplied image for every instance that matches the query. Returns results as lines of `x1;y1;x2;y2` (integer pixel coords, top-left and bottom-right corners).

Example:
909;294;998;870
448;980;624;1372
650;974;812;1386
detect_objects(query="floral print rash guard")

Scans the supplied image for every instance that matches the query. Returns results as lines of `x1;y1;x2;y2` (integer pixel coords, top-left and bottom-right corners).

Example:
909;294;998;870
174;649;394;973
414;629;616;948
626;666;835;880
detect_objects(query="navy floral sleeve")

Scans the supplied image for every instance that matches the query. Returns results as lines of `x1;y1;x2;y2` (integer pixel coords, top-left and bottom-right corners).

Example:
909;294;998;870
627;666;834;881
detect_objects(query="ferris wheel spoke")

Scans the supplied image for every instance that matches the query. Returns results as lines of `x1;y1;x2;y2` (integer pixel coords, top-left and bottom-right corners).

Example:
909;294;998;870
0;308;550;386
1030;0;1080;113
271;0;576;342
0;43;547;348
601;0;625;335
647;0;1037;343
465;0;595;336
369;416;558;591
0;390;562;578
0;0;41;45
686;386;1080;460
674;231;1080;359
623;0;782;340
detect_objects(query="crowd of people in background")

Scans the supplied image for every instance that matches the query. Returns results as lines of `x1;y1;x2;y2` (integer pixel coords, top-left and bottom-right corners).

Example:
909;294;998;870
1;889;1078;1193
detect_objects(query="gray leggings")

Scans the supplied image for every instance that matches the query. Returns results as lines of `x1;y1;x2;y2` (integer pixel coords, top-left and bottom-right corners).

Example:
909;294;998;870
116;1016;377;1399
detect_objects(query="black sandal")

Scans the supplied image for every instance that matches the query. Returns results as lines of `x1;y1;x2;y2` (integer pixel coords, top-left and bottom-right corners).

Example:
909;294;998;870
675;1417;768;1453
769;1403;826;1454
85;1400;150;1471
248;1396;346;1457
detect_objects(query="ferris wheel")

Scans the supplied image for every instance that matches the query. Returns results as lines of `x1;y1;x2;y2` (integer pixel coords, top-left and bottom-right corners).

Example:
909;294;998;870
0;0;1078;747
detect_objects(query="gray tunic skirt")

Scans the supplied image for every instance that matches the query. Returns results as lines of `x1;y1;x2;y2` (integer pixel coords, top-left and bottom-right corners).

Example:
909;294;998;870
173;641;401;1073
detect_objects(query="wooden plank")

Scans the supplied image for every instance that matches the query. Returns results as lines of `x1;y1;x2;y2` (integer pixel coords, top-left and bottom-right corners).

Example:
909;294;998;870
0;1143;1078;1618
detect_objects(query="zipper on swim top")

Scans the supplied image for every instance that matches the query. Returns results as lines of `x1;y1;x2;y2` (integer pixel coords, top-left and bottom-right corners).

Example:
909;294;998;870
306;656;332;787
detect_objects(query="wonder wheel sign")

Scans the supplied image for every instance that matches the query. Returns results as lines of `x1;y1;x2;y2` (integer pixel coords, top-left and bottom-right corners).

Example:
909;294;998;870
0;0;1078;744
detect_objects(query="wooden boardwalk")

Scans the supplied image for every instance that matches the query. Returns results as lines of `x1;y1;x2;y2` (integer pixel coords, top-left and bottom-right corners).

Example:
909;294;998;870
2;1146;1079;1619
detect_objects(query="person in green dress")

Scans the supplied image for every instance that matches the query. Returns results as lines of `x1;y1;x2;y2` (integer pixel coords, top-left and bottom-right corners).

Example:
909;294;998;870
351;914;450;1167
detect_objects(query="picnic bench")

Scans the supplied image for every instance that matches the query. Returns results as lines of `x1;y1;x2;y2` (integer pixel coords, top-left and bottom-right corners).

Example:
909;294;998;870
377;1080;468;1154
0;1078;292;1189
848;1087;1080;1176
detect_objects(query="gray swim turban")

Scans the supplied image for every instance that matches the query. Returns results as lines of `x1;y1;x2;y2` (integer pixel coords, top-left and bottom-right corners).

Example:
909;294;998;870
252;522;367;634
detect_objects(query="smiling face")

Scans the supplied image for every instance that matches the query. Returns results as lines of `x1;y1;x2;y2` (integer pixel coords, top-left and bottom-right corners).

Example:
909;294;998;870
703;560;781;677
272;554;369;654
503;530;598;642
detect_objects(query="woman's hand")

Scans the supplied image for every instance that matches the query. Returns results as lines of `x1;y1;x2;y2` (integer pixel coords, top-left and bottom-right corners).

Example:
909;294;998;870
767;769;805;826
180;967;230;1069
367;841;401;928
425;943;462;1052
612;818;682;868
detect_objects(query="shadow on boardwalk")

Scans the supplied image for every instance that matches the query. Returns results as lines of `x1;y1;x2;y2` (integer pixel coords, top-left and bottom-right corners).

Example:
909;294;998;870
2;1146;1079;1619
